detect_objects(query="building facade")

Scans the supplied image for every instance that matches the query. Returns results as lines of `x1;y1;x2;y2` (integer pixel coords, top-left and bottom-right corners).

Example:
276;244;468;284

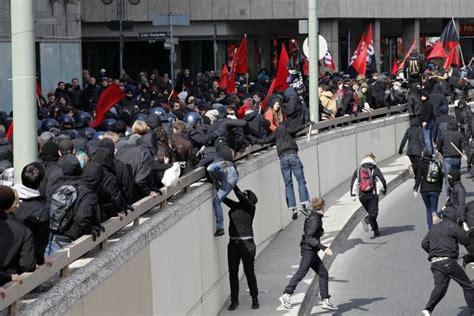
0;0;81;113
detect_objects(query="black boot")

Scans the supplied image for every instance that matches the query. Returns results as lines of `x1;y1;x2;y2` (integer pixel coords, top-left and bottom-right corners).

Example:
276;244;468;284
373;229;380;238
252;297;260;309
228;301;239;311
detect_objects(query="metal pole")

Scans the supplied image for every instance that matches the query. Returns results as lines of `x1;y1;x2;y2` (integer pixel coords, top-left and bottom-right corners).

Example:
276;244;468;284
213;24;218;72
11;0;37;183
169;13;175;84
347;30;351;65
308;0;319;123
118;0;124;78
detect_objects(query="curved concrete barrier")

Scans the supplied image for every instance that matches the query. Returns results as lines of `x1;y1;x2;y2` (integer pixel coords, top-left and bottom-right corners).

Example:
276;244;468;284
23;113;409;316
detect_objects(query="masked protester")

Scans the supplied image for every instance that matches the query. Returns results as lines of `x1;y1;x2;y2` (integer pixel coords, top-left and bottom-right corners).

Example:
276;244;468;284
224;186;259;311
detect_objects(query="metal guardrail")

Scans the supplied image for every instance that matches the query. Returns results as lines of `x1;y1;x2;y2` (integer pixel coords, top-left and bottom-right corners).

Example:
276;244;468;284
0;103;408;314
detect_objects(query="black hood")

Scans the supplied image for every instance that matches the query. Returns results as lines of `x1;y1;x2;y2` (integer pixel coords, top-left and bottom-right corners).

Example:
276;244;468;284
92;147;115;172
448;169;461;186
81;161;103;189
442;206;458;222
142;132;158;156
59;154;82;176
447;120;458;131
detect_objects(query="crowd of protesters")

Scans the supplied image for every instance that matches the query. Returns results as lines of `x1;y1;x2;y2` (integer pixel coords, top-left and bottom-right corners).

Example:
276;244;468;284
1;50;474;310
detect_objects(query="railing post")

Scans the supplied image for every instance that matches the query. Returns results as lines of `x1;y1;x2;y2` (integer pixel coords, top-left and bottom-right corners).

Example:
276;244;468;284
9;301;21;316
60;266;71;278
133;218;140;226
100;239;109;250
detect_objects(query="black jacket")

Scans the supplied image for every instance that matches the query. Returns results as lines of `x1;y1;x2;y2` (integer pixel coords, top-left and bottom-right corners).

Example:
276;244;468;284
463;201;474;228
414;159;443;193
399;122;424;156
434;113;456;142
244;111;268;140
255;123;306;157
422;216;470;261
419;99;434;124
14;187;49;266
40;160;63;198
437;121;468;158
300;212;327;251
429;93;448;118
116;141;154;198
0;212;13;285
407;91;422;118
446;181;466;223
224;187;256;238
4;214;36;274
282;96;308;130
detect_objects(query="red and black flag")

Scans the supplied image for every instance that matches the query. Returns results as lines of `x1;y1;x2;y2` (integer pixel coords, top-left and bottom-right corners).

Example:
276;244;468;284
440;19;460;50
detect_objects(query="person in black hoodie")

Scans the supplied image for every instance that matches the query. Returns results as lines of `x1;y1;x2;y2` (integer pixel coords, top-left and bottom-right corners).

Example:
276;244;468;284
224;186;259;311
0;187;21;287
3;186;36;275
454;99;473;140
39;142;63;198
414;149;443;229
14;163;50;266
437;120;468;193
279;198;338;311
433;105;456;144
461;201;474;267
421;207;474;315
399;118;424;178
407;83;422;122
443;170;466;223
254;120;310;220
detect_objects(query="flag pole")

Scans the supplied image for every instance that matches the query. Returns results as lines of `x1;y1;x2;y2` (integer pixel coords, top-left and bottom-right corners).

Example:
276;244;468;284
451;17;466;67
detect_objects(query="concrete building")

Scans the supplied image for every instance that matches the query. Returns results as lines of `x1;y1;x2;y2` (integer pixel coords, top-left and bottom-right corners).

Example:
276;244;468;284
0;0;81;112
80;0;474;79
2;0;474;111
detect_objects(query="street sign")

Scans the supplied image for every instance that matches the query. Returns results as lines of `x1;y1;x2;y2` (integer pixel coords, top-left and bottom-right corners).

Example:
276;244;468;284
152;14;190;26
139;32;168;39
165;37;179;45
164;42;173;50
299;20;308;34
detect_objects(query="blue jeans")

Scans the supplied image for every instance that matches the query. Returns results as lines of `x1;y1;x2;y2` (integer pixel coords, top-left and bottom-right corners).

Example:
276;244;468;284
279;154;310;210
45;236;72;256
422;124;433;154
443;157;461;194
207;161;239;230
421;191;440;229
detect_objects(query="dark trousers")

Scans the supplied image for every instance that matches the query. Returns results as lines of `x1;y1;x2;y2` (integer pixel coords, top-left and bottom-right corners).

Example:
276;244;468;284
228;239;258;303
408;155;421;178
425;259;474;314
284;248;330;299
359;194;380;231
463;234;474;265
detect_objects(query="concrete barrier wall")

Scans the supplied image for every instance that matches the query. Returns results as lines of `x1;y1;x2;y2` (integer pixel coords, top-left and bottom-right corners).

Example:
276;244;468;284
27;114;409;316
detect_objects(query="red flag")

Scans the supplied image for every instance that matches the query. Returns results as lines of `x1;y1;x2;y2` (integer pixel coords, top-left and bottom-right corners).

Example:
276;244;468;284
6;123;13;141
90;84;125;128
440;19;460;50
391;58;399;75
274;44;289;92
235;35;248;74
302;58;309;76
400;39;417;68
261;79;276;113
427;41;448;60
218;64;229;89
349;33;366;67
226;67;236;94
323;50;337;71
443;44;461;69
35;81;42;97
227;43;237;64
352;35;368;76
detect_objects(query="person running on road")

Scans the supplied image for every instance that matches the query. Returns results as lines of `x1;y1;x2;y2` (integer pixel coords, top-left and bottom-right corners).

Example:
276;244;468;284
350;153;387;238
421;206;474;316
442;170;466;223
279;198;338;311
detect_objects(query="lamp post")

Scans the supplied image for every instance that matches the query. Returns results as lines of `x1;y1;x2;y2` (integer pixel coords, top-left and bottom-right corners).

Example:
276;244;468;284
308;0;319;123
101;0;141;78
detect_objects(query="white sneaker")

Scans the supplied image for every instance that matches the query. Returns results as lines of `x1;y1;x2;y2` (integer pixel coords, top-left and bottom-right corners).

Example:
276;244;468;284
279;293;291;309
361;215;370;232
321;298;338;310
421;310;430;316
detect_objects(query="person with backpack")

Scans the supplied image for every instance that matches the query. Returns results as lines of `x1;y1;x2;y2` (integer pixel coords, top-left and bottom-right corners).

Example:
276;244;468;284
399;118;425;178
13;163;50;266
414;149;444;229
403;49;425;84
46;157;104;255
279;198;338;311
350;153;387;238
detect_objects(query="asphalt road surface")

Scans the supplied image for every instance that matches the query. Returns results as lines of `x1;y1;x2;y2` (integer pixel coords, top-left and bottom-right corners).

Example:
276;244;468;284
309;175;474;316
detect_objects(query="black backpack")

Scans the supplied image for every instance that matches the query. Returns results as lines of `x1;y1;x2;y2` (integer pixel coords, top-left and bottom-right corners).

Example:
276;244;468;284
426;161;440;184
49;184;78;235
